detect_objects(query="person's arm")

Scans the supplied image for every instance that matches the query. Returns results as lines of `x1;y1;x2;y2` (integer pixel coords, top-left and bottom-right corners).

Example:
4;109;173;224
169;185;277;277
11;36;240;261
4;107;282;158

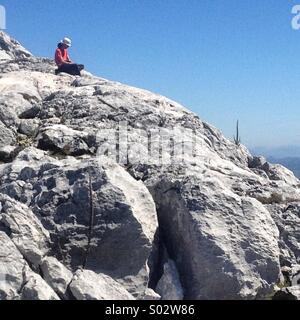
66;51;72;63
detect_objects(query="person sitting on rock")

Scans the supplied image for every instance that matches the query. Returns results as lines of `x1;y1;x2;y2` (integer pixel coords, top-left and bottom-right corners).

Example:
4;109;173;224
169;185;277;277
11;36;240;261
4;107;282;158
55;37;84;76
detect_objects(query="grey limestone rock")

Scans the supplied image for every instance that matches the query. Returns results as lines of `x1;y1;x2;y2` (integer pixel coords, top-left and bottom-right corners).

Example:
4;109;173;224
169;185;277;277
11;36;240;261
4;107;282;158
0;31;299;300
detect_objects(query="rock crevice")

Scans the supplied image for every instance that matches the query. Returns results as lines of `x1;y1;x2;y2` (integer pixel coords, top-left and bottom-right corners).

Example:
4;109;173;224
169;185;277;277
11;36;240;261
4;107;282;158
0;31;299;300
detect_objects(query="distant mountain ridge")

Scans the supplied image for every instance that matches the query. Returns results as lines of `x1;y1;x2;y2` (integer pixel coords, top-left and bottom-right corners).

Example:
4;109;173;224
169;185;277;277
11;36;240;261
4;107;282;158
252;145;300;159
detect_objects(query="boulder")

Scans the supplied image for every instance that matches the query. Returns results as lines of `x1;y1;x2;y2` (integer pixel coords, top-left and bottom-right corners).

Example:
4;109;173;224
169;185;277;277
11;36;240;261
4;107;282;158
36;124;91;156
0;148;158;298
248;156;267;169
0;31;32;60
149;176;281;299
0;231;58;300
291;265;300;286
19;119;39;136
40;256;73;298
0;194;50;266
0;121;15;148
20;270;60;300
156;259;184;300
273;286;300;300
0;145;16;162
0;50;12;62
0;231;26;300
142;288;161;300
69;269;134;300
267;204;300;267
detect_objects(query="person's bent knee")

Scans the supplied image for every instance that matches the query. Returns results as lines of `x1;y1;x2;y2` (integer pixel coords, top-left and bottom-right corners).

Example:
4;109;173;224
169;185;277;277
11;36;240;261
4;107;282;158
78;64;84;71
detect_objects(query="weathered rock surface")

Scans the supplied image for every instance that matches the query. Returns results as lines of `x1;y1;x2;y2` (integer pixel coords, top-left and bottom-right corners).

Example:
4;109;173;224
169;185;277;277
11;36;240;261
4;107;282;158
267;204;300;267
142;288;161;300
20;270;60;300
0;231;58;300
0;145;17;162
273;286;300;300
0;31;32;61
156;260;184;300
150;178;281;299
37;124;91;156
69;269;134;300
40;256;73;298
0;231;26;299
0;194;50;266
0;121;15;148
0;147;158;298
0;31;299;300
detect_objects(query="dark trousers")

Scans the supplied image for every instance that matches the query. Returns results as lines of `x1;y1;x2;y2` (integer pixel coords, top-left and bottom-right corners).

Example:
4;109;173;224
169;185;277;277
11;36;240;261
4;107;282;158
56;63;84;76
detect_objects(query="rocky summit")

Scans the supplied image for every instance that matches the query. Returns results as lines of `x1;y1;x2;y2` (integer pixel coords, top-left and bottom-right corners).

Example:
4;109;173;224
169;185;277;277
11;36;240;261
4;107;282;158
0;31;299;300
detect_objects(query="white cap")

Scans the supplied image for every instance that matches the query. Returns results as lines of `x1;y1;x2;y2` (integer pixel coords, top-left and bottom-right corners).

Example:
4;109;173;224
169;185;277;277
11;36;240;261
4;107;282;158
61;37;72;47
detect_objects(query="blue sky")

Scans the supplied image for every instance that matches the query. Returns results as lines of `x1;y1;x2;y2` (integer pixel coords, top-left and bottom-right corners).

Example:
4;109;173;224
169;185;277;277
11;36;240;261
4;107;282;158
1;0;300;150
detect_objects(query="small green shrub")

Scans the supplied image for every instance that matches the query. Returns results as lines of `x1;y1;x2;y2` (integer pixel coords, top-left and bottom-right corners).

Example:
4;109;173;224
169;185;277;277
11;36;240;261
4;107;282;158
17;135;33;148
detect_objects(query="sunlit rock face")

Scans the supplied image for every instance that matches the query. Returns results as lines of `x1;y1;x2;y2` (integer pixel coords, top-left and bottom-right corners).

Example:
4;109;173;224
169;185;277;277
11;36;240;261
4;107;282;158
0;31;299;300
